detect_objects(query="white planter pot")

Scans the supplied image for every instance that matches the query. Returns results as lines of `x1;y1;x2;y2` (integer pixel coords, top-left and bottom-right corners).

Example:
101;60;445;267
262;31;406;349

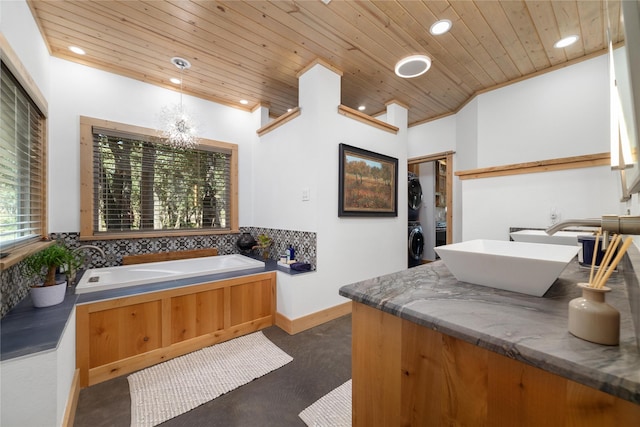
30;281;67;308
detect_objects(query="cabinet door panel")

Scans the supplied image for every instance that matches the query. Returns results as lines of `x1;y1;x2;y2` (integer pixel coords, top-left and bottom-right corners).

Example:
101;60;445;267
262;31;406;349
171;288;224;344
230;279;271;326
89;301;162;367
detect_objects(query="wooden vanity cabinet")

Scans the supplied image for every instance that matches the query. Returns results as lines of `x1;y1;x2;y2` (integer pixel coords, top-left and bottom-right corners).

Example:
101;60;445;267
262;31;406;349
76;272;276;387
352;302;640;427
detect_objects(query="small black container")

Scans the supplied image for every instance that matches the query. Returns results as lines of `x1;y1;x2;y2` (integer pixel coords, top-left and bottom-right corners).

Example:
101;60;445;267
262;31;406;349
236;232;257;254
578;235;618;266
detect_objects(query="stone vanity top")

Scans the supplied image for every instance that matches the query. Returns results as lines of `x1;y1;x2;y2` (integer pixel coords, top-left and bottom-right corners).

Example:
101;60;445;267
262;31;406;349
1;258;310;361
339;256;640;405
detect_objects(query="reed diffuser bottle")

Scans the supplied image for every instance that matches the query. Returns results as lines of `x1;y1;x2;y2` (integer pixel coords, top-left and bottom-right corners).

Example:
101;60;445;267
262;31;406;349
568;283;620;345
567;233;630;346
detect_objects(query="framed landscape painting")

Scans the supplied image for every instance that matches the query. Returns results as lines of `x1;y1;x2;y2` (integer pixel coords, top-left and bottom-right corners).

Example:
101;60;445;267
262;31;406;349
338;143;398;217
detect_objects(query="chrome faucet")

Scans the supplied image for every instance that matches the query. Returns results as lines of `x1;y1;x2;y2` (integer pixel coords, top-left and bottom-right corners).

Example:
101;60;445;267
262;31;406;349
546;214;640;249
65;245;105;286
545;218;602;235
74;244;106;258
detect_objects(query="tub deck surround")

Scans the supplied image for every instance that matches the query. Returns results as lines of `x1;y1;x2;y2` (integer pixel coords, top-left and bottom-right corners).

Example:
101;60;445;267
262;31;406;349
75;254;266;294
339;257;640;405
0;286;77;361
1;258;312;363
75;270;278;387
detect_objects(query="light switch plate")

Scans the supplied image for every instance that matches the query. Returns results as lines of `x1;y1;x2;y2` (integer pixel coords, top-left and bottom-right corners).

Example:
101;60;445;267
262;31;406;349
302;187;310;201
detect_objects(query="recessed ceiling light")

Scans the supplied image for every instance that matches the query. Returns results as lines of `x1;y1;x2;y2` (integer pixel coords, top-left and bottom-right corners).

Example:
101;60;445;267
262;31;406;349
358;105;366;111
240;99;249;105
430;19;452;35
554;35;579;48
394;55;432;78
170;77;181;84
69;46;85;55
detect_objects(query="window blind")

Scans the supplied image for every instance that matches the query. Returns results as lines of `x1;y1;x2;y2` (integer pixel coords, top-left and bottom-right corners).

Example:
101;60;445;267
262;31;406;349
0;62;45;251
92;129;231;233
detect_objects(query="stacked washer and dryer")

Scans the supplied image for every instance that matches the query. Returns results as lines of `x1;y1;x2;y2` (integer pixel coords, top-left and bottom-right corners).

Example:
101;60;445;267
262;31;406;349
408;172;425;268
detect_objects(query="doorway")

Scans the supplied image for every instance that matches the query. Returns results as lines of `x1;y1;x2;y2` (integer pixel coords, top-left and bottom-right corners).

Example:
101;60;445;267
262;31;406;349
408;151;454;262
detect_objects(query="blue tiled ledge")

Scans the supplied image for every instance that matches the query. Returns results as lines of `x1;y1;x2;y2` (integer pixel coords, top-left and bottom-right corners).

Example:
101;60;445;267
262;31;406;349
0;287;78;361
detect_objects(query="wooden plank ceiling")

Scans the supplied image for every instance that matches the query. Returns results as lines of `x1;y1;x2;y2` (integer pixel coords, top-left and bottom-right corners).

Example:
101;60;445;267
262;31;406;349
27;0;623;126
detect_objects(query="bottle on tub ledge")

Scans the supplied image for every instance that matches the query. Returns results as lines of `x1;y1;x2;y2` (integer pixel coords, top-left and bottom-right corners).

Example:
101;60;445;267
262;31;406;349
279;245;296;268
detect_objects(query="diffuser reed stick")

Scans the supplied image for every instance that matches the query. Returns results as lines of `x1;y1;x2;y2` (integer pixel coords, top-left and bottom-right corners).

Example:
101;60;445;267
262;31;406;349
592;234;621;287
588;229;601;286
593;237;634;289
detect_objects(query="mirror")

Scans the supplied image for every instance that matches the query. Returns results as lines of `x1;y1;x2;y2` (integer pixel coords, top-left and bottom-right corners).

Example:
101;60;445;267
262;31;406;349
611;0;640;195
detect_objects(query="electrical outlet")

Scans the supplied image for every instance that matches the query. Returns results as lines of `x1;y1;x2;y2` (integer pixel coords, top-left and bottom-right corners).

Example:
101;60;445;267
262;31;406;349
550;207;560;225
302;187;310;201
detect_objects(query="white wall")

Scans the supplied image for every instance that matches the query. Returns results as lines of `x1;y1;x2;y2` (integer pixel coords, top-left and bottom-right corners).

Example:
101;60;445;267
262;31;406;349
256;63;408;318
418;163;436;260
407;114;456;159
408;55;621;242
0;0;50;99
1;308;76;427
477;56;609;166
462;167;620;241
48;58;258;231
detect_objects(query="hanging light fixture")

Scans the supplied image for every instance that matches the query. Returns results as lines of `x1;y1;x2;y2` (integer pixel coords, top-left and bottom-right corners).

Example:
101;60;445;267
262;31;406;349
160;57;198;149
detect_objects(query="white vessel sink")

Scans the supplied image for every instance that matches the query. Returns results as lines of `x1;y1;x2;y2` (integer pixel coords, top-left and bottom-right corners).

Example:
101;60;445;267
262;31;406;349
510;229;592;246
434;239;579;297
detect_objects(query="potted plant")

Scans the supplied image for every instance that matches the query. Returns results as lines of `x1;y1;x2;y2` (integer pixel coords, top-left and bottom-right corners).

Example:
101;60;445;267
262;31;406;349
22;242;79;307
253;234;273;260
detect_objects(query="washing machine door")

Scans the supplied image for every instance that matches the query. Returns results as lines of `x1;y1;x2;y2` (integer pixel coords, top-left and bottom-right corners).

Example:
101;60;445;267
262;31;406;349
408;175;423;211
408;227;424;260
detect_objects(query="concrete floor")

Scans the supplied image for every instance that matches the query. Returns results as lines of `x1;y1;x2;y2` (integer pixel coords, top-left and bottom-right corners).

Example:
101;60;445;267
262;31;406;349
74;314;352;427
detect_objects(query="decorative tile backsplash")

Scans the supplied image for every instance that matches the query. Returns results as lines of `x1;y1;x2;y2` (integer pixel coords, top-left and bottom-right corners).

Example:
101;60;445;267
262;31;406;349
0;263;28;319
0;227;317;318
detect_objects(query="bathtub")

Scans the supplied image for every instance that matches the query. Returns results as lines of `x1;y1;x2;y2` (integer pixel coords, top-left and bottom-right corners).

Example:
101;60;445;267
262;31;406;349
75;254;265;294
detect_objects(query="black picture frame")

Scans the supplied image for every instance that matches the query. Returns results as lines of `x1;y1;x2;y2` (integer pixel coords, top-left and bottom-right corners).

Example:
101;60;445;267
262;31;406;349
338;143;398;217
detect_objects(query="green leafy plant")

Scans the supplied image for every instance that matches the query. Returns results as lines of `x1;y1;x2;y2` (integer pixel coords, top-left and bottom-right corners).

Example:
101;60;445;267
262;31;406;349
254;234;273;249
22;243;80;287
252;234;273;260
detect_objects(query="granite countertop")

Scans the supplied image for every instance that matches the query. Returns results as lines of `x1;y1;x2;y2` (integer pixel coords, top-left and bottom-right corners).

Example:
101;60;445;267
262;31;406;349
339;256;640;405
1;257;312;362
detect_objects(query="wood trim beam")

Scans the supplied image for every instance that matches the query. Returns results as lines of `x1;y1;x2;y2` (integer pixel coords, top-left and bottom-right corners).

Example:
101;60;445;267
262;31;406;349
408;152;455;245
62;369;80;427
256;106;301;136
121;248;218;265
445;153;453;244
275;301;352;335
0;240;54;270
456;153;610;180
408;151;456;165
337;105;399;134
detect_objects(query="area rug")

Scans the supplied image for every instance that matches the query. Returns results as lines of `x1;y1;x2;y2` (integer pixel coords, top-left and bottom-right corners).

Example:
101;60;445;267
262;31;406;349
299;379;352;427
127;331;293;427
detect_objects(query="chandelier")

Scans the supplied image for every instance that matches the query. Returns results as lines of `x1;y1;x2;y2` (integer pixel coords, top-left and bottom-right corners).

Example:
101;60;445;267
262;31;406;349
160;57;198;149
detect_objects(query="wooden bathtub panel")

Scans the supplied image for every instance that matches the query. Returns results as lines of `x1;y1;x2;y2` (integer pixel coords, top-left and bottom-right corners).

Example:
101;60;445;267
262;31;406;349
88;301;162;368
171;289;225;344
229;279;272;326
77;271;276;387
